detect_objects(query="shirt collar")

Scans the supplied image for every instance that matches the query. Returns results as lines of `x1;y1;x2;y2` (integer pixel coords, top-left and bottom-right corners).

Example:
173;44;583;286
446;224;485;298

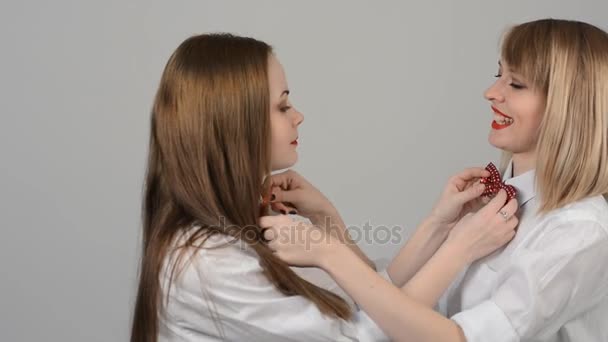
502;160;537;207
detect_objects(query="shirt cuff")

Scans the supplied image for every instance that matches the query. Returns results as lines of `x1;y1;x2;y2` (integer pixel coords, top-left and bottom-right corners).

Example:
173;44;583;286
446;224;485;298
451;300;520;342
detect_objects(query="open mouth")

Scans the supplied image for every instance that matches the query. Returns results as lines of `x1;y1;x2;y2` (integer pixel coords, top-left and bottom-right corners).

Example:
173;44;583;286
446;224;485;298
291;138;298;146
491;106;514;130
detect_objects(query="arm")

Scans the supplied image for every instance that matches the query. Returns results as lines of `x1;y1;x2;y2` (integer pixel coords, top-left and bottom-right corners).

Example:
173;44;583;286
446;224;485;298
387;216;450;287
388;168;491;287
266;167;489;287
400;234;469;307
312;207;376;270
264;170;376;269
263;190;519;341
322;242;468;342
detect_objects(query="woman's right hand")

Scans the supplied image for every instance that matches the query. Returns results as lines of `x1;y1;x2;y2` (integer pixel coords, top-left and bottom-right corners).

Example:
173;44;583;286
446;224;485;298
427;167;491;233
445;189;519;264
263;170;337;224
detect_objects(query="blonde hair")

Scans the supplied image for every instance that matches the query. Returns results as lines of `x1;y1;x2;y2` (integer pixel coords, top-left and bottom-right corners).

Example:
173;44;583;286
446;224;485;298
499;19;608;213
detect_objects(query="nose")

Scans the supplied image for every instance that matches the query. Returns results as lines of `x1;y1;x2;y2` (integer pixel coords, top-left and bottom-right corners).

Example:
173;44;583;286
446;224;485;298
484;79;505;103
294;109;304;126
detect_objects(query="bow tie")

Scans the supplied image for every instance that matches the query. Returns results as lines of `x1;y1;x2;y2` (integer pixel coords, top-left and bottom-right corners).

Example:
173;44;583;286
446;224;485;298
480;163;517;202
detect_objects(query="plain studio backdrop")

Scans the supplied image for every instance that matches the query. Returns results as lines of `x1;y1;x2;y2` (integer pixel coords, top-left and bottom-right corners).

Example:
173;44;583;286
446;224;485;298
1;1;606;341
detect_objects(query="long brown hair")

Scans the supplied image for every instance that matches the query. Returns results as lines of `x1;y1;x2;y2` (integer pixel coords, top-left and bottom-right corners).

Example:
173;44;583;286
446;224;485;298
498;19;608;212
130;33;351;342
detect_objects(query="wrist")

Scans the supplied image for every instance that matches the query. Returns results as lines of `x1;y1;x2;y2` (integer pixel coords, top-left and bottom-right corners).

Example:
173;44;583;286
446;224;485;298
423;215;452;238
316;238;351;271
441;237;474;266
310;205;339;226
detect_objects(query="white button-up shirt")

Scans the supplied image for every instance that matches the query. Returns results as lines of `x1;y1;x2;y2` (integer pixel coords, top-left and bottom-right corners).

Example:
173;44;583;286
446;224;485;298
158;232;389;341
439;163;608;342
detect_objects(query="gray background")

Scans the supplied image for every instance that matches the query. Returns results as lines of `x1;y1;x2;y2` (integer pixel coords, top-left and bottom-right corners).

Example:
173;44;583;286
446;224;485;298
1;1;606;341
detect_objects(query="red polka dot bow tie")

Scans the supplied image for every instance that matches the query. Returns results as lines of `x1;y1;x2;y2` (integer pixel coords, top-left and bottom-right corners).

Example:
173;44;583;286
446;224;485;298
480;163;517;202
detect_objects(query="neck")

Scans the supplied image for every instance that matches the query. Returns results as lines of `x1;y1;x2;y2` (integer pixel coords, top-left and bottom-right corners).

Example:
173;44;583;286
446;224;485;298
511;152;536;177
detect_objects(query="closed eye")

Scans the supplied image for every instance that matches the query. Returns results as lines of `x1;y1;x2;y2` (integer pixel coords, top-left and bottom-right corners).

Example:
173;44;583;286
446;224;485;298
494;73;526;90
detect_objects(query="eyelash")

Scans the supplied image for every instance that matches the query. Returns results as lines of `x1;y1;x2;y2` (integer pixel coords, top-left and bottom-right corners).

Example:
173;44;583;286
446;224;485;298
494;73;525;89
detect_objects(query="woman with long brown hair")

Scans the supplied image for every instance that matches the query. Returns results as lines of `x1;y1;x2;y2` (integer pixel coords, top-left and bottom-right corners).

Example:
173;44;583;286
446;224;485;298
131;33;519;341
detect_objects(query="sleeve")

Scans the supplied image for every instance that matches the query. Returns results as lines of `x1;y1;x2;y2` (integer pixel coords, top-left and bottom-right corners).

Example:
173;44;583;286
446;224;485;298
161;239;388;342
451;221;608;342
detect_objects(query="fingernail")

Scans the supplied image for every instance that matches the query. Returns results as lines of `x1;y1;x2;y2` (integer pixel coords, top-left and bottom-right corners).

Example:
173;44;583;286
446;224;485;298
289;210;297;215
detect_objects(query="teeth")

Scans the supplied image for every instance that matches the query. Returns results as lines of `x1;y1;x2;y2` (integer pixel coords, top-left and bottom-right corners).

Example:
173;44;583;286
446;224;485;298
496;117;514;125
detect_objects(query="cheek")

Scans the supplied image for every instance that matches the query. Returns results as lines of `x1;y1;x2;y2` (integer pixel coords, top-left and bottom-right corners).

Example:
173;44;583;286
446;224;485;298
270;115;292;142
519;106;544;135
269;118;293;158
269;116;283;145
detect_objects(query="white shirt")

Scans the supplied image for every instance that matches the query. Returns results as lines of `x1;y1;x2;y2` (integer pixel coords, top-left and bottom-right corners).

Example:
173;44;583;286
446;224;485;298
158;231;389;341
438;163;608;342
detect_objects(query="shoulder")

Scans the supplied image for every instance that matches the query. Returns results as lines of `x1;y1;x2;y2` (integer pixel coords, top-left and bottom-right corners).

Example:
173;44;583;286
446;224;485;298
540;195;608;231
163;232;263;291
529;195;608;249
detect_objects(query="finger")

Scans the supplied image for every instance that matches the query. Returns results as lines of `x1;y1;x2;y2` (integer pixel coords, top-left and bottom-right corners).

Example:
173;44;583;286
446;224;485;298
267;238;279;251
451;167;492;189
462;179;478;191
480;196;491;205
259;215;280;228
501;227;517;244
504;215;518;231
501;198;519;219
458;167;491;180
272;188;303;206
271;202;297;215
263;170;297;193
282;201;297;209
263;227;277;242
493;200;519;227
455;182;487;203
480;189;508;216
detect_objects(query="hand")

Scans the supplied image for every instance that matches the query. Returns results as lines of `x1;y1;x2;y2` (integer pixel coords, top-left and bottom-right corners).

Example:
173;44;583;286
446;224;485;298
428;167;491;231
263;170;336;223
259;215;343;268
445;189;519;264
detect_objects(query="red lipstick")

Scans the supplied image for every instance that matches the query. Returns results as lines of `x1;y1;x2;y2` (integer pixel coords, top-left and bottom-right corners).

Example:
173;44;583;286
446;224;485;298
491;106;513;119
491;106;514;130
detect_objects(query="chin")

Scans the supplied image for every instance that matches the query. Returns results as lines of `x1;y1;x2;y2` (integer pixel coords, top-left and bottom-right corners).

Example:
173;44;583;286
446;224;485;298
271;155;298;171
488;134;510;151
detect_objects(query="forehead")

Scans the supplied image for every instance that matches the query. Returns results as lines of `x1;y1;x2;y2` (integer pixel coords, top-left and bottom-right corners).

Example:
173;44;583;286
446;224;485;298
498;59;513;70
268;54;288;97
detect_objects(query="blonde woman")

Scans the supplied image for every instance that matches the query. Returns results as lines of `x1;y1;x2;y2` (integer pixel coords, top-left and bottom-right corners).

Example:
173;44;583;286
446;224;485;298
263;19;608;341
130;33;518;341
